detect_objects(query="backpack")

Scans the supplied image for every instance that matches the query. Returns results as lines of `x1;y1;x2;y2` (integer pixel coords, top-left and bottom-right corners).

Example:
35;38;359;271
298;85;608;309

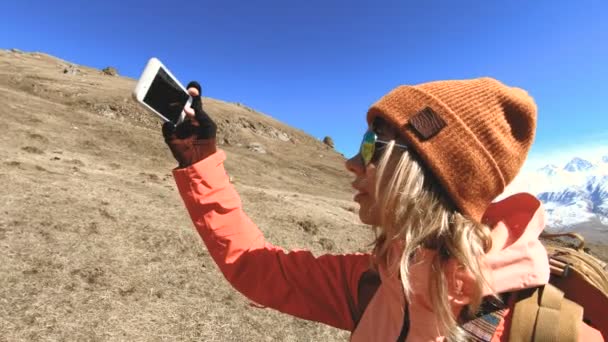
358;232;608;341
509;232;608;341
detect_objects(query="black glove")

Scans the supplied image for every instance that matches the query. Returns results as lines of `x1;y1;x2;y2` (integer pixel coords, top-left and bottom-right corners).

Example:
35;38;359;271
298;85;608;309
162;81;217;168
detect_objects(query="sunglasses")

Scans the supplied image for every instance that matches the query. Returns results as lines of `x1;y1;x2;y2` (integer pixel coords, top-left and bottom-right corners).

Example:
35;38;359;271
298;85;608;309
360;130;408;166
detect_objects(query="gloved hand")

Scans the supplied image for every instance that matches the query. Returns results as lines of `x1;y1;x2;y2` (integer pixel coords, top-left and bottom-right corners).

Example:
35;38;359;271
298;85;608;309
162;81;217;168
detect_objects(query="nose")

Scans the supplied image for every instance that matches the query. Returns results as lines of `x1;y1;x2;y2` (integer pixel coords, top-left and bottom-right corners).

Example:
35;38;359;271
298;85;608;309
345;153;365;175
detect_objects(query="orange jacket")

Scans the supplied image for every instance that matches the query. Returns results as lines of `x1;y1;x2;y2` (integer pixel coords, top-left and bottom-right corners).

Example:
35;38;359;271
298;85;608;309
173;151;603;341
174;150;370;330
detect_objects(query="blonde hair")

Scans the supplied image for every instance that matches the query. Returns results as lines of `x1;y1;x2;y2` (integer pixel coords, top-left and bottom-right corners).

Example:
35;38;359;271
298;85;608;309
371;142;493;341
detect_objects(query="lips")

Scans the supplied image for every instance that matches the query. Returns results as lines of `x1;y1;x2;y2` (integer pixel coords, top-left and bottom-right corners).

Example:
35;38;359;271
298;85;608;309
351;180;368;202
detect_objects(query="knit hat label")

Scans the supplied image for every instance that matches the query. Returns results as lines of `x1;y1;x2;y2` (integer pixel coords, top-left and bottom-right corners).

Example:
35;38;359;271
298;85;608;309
409;107;446;140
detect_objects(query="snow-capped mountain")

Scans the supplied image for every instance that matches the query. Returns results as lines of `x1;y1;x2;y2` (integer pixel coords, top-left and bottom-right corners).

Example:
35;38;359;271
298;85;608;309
539;164;559;176
500;154;608;241
563;157;595;172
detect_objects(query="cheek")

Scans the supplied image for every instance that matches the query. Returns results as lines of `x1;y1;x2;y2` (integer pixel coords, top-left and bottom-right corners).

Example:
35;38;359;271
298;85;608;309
359;165;380;224
364;164;378;193
352;164;382;225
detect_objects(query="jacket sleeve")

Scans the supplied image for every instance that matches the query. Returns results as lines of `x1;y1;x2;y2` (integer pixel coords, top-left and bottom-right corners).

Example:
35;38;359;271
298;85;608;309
172;150;372;331
579;322;604;342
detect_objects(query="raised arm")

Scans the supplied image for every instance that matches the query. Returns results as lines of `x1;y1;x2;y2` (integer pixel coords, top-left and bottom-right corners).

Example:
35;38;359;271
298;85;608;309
161;81;371;331
173;150;371;330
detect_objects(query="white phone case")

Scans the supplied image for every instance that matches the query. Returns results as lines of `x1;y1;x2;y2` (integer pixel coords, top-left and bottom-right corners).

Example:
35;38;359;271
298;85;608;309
132;57;192;125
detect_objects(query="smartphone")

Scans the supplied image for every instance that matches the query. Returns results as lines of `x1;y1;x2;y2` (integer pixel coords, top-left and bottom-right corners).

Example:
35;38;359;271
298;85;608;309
133;57;192;125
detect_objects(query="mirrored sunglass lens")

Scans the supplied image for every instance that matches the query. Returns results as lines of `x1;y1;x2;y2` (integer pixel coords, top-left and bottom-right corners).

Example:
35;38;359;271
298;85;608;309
360;131;376;165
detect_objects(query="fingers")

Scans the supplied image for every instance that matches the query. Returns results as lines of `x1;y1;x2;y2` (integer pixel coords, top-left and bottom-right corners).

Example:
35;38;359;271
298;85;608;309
182;81;201;124
189;94;203;128
187;81;201;97
162;121;176;140
184;106;195;118
195;108;217;139
190;92;203;113
184;80;216;139
186;80;203;122
188;87;199;97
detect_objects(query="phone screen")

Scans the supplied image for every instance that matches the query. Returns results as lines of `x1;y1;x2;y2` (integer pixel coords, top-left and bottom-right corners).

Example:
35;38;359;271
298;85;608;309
143;68;189;123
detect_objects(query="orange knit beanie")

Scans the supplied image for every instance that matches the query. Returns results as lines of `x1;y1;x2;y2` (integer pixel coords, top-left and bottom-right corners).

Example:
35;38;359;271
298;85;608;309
367;77;537;222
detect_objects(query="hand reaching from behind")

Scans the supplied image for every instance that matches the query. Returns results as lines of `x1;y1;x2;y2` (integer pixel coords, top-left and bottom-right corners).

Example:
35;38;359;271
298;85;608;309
162;81;217;168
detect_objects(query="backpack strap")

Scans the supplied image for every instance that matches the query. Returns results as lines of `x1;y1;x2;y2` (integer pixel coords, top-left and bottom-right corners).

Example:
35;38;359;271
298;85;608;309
535;284;583;341
509;284;583;342
548;252;608;338
461;294;509;342
352;270;381;328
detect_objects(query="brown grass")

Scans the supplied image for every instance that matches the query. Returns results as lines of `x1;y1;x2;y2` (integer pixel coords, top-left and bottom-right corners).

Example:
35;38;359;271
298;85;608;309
1;49;606;342
0;49;371;341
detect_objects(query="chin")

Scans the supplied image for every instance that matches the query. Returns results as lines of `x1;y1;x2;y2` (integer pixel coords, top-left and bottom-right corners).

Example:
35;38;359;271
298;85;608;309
358;212;370;225
357;205;378;225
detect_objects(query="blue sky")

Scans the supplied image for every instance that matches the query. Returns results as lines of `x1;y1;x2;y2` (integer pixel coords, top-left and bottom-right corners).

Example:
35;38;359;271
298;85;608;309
2;0;607;169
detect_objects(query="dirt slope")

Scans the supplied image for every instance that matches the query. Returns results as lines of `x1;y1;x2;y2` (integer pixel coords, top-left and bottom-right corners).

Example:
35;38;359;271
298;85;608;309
2;49;606;342
0;49;372;341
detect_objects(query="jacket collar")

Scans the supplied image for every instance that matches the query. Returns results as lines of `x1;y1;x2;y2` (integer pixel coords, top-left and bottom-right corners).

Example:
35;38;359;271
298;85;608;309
350;192;550;341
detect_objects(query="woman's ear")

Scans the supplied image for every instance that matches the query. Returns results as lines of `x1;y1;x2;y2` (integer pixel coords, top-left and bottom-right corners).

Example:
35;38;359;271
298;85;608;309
445;259;475;307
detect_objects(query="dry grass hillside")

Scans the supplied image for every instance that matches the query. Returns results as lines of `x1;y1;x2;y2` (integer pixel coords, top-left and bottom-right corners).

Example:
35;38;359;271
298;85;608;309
0;49;372;342
1;49;606;342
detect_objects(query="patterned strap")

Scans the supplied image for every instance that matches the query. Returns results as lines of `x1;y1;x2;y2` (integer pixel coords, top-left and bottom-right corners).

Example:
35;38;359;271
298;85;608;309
461;294;510;342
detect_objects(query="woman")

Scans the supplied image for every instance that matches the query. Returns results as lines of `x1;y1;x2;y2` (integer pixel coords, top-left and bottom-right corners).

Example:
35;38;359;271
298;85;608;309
162;78;602;341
